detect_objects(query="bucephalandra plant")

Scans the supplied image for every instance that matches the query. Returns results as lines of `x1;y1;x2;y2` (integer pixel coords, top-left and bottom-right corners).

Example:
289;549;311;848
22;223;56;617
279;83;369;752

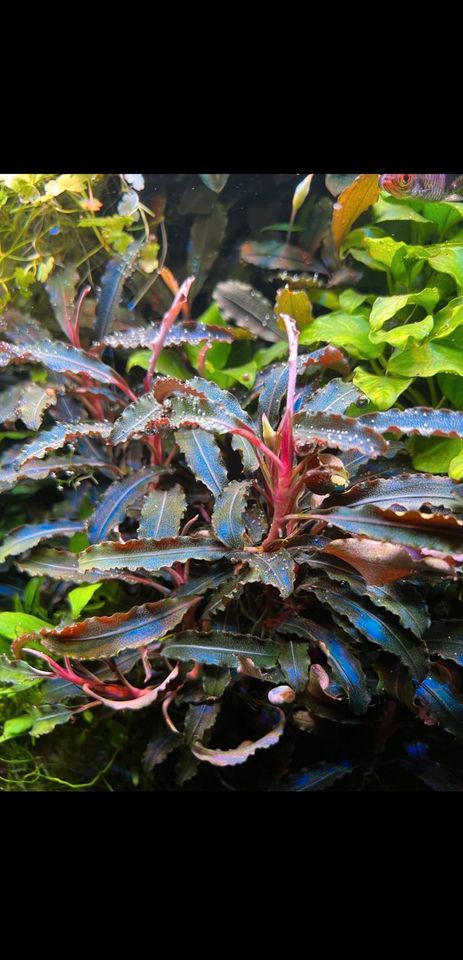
2;249;463;791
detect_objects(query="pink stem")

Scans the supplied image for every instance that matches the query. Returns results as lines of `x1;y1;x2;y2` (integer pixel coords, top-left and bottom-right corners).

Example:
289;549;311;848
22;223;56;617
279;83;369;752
144;275;195;391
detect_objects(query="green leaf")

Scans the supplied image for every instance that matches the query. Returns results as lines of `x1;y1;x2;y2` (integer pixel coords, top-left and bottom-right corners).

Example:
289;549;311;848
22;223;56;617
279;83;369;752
411;437;463;474
431;296;463;339
0;612;51;640
126;348;190;380
0;714;34;742
373;197;430;223
299;311;383;360
438;373;463;409
161;630;278;667
352;369;412;410
138;485;187;539
389;340;463;378
67;583;102;618
28;703;72;737
449;447;463;480
363;236;407;270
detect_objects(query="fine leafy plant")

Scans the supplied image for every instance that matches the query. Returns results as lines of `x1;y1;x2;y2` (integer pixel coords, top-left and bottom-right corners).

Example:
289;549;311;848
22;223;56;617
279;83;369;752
2;248;463;791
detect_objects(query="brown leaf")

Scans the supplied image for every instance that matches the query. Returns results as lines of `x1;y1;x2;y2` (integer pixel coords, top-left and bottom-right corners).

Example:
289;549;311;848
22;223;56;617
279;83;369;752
322;537;457;585
331;174;380;251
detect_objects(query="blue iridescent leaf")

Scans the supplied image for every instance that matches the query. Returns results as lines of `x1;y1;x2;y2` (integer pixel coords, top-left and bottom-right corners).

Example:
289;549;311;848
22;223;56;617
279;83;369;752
88;468;161;543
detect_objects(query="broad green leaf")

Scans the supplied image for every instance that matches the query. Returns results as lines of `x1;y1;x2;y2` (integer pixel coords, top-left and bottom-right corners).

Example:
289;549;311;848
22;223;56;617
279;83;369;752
36;596;198;659
438;373;463;409
352;369;412;410
363;236;407;270
79;536;231;574
161;630;278;667
138;485;187;539
299;311;383;360
88;468;160;543
372;197;430;223
0;520;85;563
431;297;463;339
175;428;228;497
411;437;463;474
127;348;190;380
370;316;434;347
449;448;463;480
0;714;34;742
369;288;439;332
212;480;250;548
338;289;372;312
389;340;463;378
67;583;102;618
425;245;463;292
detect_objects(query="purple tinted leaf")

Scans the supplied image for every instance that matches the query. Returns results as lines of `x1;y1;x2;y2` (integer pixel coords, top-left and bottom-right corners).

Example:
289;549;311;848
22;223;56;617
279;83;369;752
240;239;327;274
293;412;388;457
33;596;198;660
190;708;285;767
94;240;142;341
324;473;463;513
138;485;187;539
175;428;228;497
15;548;142;583
359;407;463;440
14;422;112;467
277;639;310;692
100;321;235;350
414;672;463;740
231;435;260;474
425;621;463;666
88;468;161;543
240;549;295;598
306;581;429;679
112;393;166;444
161;630;278;666
187;203;227;297
0;382;60;430
142;716;182;771
275;760;354;791
212;480;251;548
45;267;79;336
300;379;365;415
0;520;85;563
0;309;48;344
312;504;463;554
213;280;280;342
0;340;129;390
79;536;231;574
